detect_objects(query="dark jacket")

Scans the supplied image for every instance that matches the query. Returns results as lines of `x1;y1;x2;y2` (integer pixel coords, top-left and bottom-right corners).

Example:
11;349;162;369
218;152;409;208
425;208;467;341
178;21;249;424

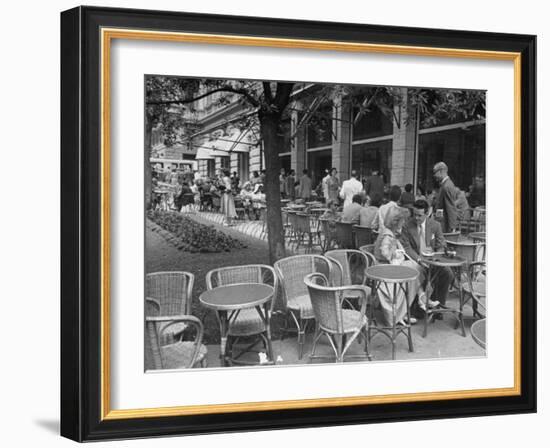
364;175;385;199
436;177;458;232
400;217;446;261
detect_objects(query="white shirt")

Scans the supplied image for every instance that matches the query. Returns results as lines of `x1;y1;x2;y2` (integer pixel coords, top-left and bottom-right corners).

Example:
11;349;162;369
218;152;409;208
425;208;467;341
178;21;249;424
418;220;427;253
322;174;331;199
339;177;363;207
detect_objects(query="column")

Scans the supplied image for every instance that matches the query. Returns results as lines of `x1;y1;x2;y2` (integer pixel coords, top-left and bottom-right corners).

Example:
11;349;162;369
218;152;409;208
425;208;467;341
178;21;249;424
290;103;306;174
391;87;417;187
331;94;352;181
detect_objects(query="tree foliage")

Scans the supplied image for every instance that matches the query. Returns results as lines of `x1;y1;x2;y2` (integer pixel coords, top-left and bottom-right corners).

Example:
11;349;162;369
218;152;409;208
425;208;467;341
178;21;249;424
145;76;485;262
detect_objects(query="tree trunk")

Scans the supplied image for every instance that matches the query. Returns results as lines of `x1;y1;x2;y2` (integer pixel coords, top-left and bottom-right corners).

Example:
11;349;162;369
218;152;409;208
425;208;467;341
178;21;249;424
259;112;286;264
145;118;153;210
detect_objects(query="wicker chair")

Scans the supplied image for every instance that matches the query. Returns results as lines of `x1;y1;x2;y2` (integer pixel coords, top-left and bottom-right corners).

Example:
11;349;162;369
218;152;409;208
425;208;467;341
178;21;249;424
274;254;334;359
146;271;194;337
325;249;375;309
286;210;299;242
145;297;207;370
459;207;486;233
319;218;336;252
335;221;355;249
446;240;486;318
281;208;292;238
146;271;193;315
206;265;278;364
211;194;221;212
295;212;321;253
353;225;375;248
234;198;246;221
304;273;371;362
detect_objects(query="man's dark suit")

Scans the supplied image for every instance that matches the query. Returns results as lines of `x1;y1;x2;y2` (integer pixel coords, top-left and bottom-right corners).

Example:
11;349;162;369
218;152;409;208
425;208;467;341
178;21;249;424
400;217;453;305
364;174;384;200
436;177;458;232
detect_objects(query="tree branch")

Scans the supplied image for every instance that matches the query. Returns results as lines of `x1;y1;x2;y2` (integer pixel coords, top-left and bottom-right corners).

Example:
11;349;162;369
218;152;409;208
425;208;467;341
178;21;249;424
147;87;260;108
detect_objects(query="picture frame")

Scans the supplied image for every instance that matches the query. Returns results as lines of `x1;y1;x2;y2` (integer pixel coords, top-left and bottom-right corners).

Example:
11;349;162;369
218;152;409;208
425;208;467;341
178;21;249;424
60;5;536;441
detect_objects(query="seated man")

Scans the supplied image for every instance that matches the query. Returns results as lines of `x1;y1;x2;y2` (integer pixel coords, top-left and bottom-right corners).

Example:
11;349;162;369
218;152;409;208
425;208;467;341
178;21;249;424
399;199;454;316
341;193;364;224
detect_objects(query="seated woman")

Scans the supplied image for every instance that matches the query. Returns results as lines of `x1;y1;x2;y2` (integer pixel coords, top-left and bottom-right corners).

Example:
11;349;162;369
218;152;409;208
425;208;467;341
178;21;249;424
373;207;426;326
360;192;382;228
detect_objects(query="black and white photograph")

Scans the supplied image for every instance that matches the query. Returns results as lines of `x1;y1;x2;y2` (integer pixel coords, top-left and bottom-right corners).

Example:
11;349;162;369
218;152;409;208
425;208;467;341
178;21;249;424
144;76;487;369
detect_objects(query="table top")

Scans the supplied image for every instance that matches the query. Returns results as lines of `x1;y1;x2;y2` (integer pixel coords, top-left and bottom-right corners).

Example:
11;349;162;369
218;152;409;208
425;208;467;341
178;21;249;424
365;265;419;282
421;254;467;267
469;232;486;241
199;283;274;311
470;318;486;349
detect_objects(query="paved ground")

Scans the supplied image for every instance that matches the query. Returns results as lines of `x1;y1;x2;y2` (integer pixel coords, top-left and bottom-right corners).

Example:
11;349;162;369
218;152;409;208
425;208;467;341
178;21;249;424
146;210;485;366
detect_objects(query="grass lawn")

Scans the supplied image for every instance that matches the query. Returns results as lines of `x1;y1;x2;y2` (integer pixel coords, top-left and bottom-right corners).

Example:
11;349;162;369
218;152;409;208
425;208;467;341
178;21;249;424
145;214;272;344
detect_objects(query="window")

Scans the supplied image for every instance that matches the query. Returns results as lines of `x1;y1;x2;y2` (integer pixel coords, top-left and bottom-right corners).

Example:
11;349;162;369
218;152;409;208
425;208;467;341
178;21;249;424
207;159;215;178
307;103;333;148
352;104;394;141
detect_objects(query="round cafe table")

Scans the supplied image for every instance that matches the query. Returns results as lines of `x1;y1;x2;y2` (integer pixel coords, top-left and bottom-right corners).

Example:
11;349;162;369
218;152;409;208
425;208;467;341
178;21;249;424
199;283;274;367
470;318;486;349
420;253;467;338
365;264;418;360
469;231;486;243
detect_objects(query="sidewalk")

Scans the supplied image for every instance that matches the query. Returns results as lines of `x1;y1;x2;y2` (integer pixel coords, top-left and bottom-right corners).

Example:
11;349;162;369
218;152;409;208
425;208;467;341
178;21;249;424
146;212;485;366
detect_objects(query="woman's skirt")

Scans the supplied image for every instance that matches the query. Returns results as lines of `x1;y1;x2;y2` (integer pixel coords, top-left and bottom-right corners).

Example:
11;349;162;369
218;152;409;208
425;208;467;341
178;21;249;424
377;260;423;325
221;192;237;218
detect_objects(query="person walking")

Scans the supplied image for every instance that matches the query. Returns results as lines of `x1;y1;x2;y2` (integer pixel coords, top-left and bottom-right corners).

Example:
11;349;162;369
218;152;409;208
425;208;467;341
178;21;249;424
339;170;363;208
326;168;340;202
433;162;459;233
220;170;237;225
285;169;296;201
297;169;312;201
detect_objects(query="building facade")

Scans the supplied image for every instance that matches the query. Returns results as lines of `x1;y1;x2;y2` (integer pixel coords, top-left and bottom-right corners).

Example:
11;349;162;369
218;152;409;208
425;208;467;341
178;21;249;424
191;84;485;196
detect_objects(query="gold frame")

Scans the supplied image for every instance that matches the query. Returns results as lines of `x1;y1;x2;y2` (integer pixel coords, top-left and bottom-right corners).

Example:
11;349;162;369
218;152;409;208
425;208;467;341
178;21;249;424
100;28;522;421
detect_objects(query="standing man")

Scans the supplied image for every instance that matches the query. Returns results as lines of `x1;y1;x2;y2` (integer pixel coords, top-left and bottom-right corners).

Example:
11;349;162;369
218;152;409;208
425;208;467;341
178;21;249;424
400;199;453;312
433;162;458;233
321;169;331;201
339;170;363;208
364;169;385;201
285;169;296;201
297;169;312;201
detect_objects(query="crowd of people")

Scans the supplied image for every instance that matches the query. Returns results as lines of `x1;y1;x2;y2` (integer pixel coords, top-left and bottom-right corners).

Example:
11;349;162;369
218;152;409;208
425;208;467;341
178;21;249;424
152;161;485;327
316;162;483;234
153;161;484;232
152;166;268;226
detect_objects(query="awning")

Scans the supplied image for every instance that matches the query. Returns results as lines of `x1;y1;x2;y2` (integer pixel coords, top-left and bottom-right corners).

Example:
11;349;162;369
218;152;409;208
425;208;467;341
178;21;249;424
197;127;259;155
195;147;229;160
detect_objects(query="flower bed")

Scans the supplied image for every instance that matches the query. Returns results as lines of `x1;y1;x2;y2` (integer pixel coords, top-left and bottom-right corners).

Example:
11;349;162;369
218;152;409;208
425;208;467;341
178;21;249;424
147;210;247;253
